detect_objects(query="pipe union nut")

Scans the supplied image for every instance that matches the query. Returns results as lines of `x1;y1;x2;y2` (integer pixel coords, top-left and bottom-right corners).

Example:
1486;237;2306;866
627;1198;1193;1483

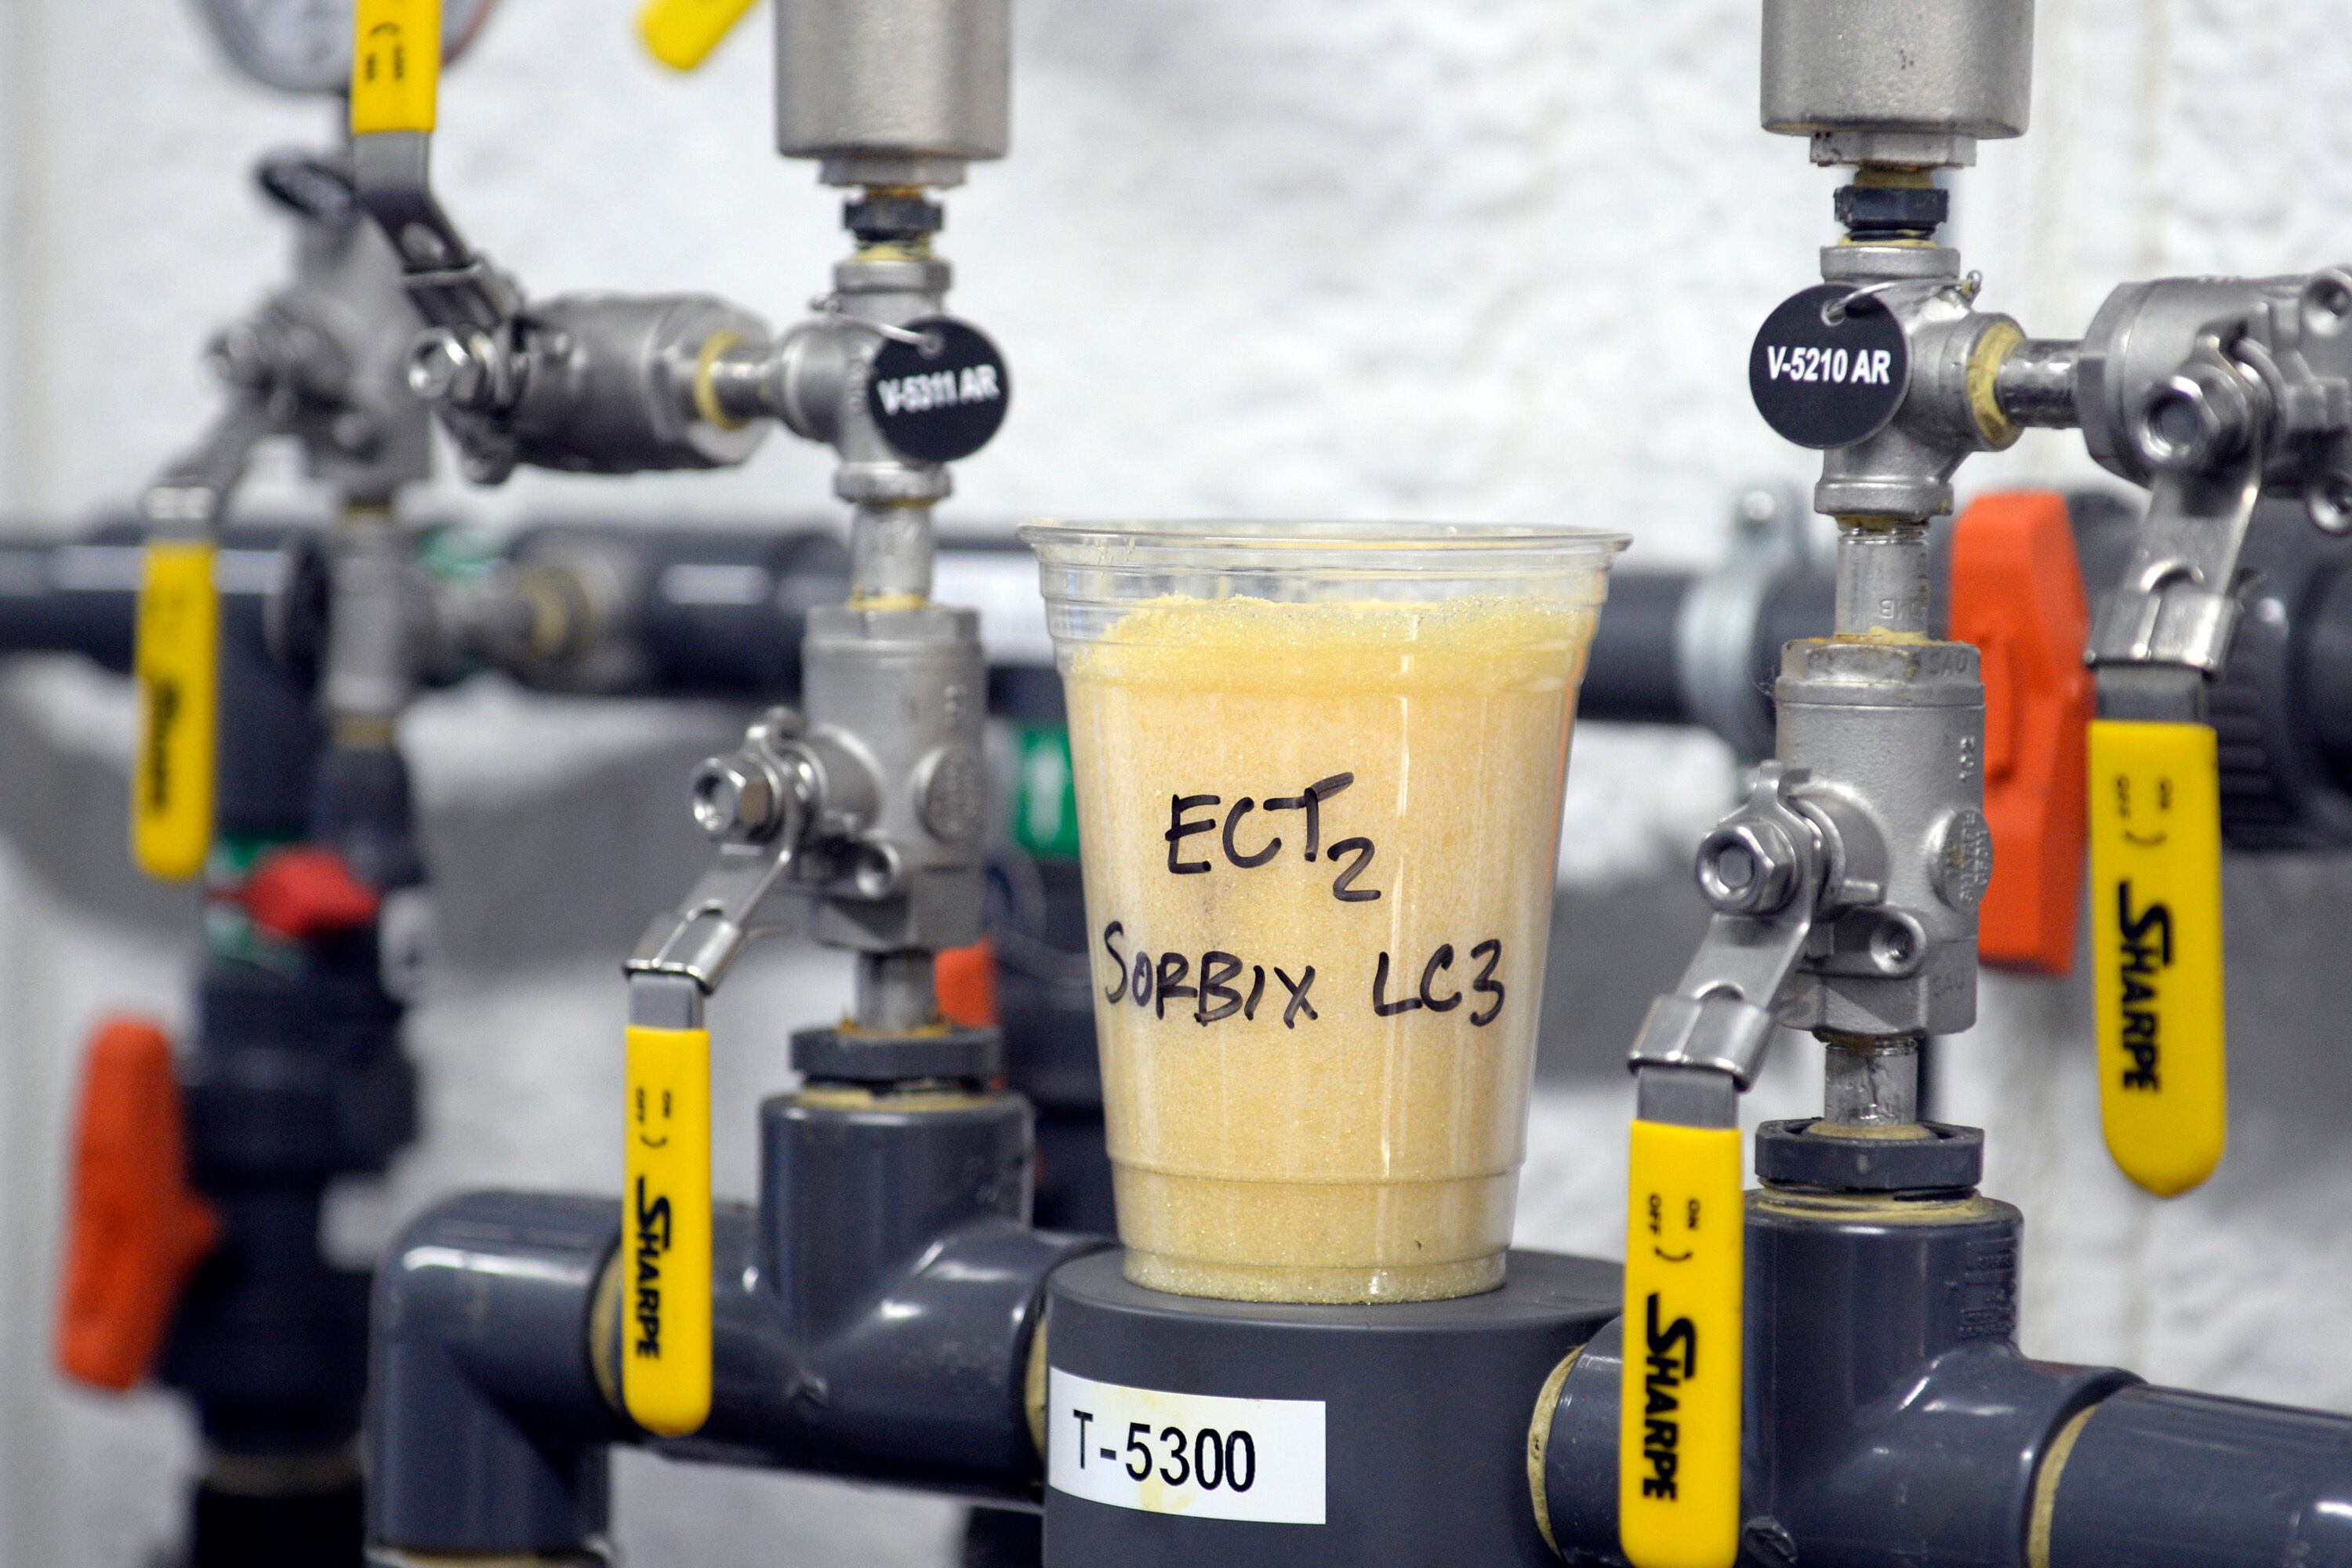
1697;818;1802;915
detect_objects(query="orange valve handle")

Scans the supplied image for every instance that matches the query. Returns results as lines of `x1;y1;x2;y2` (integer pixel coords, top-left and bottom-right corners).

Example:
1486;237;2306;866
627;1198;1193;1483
56;1018;220;1392
935;939;999;1029
1948;491;2092;976
1620;1118;1744;1568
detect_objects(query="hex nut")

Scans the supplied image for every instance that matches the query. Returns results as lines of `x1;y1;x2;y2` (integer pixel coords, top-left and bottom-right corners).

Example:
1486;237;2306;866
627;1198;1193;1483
2134;363;2254;474
1832;182;1950;240
689;753;779;840
406;331;476;404
1697;818;1800;915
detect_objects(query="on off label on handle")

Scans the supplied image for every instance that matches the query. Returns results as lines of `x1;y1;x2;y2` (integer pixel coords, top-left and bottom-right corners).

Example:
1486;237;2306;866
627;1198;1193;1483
622;1024;713;1437
132;542;217;883
2088;720;2226;1196
351;0;441;136
1621;1119;1743;1568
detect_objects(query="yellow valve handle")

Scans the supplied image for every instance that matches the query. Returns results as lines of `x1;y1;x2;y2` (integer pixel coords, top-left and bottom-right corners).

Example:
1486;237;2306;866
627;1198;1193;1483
131;541;218;883
637;0;761;71
622;1023;713;1436
2088;719;2227;1196
351;0;441;136
1620;1118;1744;1568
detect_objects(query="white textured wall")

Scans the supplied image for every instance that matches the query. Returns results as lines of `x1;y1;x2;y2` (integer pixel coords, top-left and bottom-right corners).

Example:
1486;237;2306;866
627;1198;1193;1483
4;0;2352;1564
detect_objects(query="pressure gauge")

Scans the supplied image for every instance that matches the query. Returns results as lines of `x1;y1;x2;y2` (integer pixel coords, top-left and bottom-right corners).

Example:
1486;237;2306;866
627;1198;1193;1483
192;0;499;96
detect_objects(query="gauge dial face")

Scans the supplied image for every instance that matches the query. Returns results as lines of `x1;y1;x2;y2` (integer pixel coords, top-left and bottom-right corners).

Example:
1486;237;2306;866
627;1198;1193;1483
194;0;499;95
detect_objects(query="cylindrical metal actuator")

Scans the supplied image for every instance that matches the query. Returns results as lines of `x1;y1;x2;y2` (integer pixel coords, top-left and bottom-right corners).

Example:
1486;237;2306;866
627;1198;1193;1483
775;0;1011;183
1762;0;2034;165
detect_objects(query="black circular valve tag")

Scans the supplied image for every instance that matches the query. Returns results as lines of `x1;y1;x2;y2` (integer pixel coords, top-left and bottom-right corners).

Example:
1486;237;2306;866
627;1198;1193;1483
866;318;1011;464
1749;284;1910;449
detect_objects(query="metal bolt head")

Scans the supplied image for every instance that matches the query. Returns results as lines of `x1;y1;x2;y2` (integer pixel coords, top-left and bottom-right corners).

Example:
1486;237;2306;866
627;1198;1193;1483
2135;362;2255;474
1696;818;1799;915
406;330;479;405
689;753;779;840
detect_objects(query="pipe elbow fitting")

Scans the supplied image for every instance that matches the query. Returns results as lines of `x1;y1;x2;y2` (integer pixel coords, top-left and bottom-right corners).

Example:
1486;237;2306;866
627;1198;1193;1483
367;1191;622;1558
1537;1192;2133;1567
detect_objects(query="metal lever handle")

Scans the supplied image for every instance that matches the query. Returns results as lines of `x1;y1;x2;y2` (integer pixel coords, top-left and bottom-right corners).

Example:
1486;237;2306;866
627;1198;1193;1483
1629;763;1828;1087
615;716;817;1437
2089;331;2268;681
626;730;816;994
2082;329;2257;1199
1619;762;1830;1568
626;835;804;994
140;397;273;535
349;0;522;339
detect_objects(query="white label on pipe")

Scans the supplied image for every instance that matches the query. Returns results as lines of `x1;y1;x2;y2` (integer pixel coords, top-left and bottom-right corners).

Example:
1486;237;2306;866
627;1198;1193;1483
1047;1367;1326;1525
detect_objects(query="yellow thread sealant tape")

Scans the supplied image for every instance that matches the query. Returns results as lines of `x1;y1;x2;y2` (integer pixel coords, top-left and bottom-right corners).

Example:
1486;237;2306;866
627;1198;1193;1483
622;1023;713;1436
132;541;217;882
1620;1118;1744;1568
638;0;761;71
2088;718;2227;1196
351;0;441;136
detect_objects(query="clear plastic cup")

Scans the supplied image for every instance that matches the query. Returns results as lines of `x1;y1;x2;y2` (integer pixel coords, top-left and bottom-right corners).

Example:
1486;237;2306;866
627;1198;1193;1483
1019;521;1626;1304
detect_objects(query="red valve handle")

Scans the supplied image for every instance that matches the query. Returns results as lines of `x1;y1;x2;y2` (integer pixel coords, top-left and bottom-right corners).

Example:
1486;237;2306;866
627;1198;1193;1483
1949;491;2093;975
237;846;380;942
56;1018;220;1392
935;939;999;1029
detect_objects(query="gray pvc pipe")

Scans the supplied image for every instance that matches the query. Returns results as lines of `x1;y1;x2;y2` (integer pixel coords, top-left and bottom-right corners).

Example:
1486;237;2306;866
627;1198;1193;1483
2043;1385;2352;1568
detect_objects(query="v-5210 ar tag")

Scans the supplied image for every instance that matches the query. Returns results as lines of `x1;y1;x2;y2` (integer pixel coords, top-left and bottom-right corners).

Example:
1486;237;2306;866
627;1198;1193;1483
1750;284;1910;450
